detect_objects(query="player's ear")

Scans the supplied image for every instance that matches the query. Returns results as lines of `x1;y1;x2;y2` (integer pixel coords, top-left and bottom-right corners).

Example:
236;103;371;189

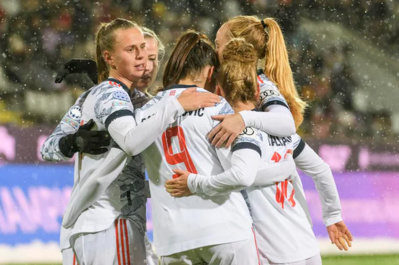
204;66;216;93
103;50;115;69
207;66;215;82
215;84;224;97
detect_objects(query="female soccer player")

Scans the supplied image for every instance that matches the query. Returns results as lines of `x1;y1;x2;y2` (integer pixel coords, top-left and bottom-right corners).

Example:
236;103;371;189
134;30;272;265
166;38;353;265
136;27;165;94
43;25;165;265
208;16;353;253
42;18;219;265
42;27;166;161
211;15;353;253
209;16;306;147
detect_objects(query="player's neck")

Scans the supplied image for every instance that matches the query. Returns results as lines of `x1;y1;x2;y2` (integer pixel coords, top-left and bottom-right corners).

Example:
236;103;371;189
136;87;148;94
178;77;205;89
233;101;255;113
108;71;138;92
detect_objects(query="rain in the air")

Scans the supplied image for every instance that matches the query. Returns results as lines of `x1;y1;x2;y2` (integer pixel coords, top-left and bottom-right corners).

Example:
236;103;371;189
0;0;398;264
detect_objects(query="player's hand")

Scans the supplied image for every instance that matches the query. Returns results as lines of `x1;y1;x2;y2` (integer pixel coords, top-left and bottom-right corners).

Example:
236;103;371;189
177;87;220;112
55;59;98;84
74;120;111;154
164;169;193;197
59;120;111;157
326;221;353;251
208;113;245;148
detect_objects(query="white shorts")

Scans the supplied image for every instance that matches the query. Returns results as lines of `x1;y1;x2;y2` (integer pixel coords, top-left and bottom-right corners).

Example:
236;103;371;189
62;247;79;265
63;231;158;265
261;254;322;265
160;237;260;265
145;233;160;265
72;218;147;265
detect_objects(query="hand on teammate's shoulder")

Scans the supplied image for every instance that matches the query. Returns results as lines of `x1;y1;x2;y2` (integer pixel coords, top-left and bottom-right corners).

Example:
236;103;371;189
178;88;220;111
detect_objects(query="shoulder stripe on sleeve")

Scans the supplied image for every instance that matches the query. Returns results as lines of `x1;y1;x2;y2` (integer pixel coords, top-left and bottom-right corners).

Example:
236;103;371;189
232;142;261;157
293;139;306;159
263;100;289;110
105;109;134;129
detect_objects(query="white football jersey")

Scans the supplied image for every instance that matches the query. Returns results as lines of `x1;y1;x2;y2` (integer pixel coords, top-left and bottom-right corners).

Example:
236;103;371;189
247;133;319;263
135;85;254;256
61;78;146;249
257;70;289;111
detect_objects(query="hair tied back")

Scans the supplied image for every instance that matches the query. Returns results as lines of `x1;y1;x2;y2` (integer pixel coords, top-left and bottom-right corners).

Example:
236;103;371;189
261;19;267;29
223;38;257;65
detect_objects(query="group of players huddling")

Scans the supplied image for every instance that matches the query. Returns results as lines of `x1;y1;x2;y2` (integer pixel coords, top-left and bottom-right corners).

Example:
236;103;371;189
41;15;353;265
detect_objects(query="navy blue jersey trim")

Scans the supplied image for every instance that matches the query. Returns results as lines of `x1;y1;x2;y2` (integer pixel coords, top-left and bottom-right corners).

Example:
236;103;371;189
262;100;289;110
164;84;197;91
251;108;263;112
105;109;134;129
232;142;261;156
293;139;306;159
107;78;131;96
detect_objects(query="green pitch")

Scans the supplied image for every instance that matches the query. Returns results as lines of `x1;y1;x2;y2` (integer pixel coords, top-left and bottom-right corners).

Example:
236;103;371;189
322;254;399;265
4;254;399;265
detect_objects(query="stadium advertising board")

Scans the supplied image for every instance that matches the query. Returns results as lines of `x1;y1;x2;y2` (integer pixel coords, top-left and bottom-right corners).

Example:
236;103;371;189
1;125;398;171
1;166;398;245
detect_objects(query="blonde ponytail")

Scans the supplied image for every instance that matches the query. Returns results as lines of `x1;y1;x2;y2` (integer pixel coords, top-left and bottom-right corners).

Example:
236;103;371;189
96;25;109;83
226;16;307;128
262;18;307;128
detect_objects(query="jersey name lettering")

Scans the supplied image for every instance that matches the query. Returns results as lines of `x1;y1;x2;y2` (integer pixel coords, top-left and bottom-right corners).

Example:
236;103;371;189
268;136;292;146
141;113;155;122
182;108;204;117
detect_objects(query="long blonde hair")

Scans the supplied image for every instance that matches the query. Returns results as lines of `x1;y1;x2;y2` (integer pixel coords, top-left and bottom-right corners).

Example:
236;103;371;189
225;16;307;128
218;38;258;107
95;18;139;83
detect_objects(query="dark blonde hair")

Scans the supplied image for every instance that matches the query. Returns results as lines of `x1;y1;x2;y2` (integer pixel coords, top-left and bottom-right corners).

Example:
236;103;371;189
163;30;218;88
141;27;165;63
96;18;139;83
218;38;258;106
225;16;307;128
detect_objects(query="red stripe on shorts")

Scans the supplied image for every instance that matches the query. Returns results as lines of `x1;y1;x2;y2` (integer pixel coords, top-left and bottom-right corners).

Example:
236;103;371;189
115;219;122;265
252;227;261;265
123;219;131;265
120;219;126;265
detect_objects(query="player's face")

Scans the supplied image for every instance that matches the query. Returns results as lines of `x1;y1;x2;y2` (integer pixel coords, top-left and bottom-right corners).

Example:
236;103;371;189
107;27;147;83
136;37;158;91
215;24;231;63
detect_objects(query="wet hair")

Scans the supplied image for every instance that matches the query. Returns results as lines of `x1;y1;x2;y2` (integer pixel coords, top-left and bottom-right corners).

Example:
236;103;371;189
218;38;258;106
141;27;165;63
225;16;307;128
163;30;219;88
95;18;139;83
